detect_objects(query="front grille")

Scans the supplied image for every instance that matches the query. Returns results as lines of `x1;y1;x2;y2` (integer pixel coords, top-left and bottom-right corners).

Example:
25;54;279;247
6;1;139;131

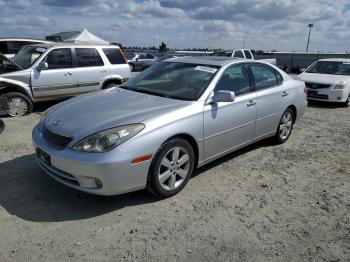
305;82;331;89
43;126;73;149
307;92;329;100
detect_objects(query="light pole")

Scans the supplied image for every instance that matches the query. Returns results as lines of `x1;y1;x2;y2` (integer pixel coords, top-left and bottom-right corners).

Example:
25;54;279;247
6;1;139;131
306;23;314;53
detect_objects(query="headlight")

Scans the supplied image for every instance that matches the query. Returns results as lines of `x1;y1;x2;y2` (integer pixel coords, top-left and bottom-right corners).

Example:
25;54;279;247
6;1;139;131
73;124;145;153
334;80;347;89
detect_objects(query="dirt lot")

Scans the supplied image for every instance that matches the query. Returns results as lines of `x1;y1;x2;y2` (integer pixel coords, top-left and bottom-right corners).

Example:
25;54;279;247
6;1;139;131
0;100;349;262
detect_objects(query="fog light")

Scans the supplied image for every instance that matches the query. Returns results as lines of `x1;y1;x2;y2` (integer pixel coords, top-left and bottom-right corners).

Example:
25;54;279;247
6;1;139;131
75;176;102;189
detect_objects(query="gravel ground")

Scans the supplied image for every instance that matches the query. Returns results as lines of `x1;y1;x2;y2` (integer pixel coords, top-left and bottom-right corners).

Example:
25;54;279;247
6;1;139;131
0;100;349;262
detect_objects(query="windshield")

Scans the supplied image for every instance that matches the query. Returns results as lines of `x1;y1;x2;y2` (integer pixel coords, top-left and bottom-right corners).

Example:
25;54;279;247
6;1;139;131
306;61;350;75
121;62;220;101
13;46;47;69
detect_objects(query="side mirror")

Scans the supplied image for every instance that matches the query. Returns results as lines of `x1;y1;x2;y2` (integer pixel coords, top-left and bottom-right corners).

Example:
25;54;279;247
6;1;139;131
38;62;48;71
207;90;235;104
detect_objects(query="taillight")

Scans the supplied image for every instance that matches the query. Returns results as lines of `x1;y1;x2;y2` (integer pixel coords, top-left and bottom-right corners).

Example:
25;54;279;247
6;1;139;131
304;87;308;94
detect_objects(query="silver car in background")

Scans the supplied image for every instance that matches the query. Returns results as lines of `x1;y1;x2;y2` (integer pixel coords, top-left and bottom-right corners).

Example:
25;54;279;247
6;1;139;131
32;57;307;197
0;43;130;116
127;52;158;71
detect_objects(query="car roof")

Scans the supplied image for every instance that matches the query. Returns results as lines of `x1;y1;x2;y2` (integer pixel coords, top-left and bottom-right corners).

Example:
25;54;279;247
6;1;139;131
166;56;245;66
27;43;120;49
318;58;350;62
0;38;52;43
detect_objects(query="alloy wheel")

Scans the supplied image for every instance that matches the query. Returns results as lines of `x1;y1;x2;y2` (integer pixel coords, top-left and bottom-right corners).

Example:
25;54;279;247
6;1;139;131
279;111;293;140
158;146;190;191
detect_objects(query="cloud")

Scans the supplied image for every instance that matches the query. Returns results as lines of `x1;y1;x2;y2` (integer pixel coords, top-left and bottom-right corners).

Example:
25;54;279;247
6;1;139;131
0;0;349;52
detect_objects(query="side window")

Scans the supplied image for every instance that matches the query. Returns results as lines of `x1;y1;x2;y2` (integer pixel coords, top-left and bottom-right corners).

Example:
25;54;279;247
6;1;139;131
276;71;283;84
102;48;126;64
250;64;278;90
43;48;73;69
146;54;154;59
75;48;104;67
215;64;251;96
233;50;244;58
244;50;252;59
7;41;27;54
138;54;146;59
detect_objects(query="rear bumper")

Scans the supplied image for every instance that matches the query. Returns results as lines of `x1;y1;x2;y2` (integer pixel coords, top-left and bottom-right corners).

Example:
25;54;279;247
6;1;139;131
307;88;349;103
32;125;152;196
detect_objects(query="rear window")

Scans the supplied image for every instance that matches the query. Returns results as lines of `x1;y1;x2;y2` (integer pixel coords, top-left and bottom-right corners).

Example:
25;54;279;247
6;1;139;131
102;48;126;64
244;50;252;59
75;48;104;67
233;50;244;58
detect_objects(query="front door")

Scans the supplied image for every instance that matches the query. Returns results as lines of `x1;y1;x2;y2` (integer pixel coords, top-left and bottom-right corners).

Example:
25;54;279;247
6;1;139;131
31;48;78;98
204;64;257;161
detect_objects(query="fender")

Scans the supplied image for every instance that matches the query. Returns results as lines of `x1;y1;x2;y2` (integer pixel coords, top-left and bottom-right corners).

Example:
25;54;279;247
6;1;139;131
0;76;33;100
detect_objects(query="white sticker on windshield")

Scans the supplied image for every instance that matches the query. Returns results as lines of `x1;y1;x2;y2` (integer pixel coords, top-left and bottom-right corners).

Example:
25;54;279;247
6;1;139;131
343;62;350;65
35;48;47;53
194;66;218;74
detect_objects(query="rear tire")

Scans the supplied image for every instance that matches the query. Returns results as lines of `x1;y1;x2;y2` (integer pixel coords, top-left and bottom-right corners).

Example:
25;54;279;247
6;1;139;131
342;94;350;107
273;108;295;144
147;139;195;198
4;92;33;117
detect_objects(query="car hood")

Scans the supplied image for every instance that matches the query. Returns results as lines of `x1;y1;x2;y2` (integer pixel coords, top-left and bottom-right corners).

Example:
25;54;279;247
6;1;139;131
44;88;191;140
299;72;350;84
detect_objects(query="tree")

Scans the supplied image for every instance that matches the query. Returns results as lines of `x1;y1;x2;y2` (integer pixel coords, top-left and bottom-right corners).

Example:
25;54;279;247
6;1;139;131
159;42;167;53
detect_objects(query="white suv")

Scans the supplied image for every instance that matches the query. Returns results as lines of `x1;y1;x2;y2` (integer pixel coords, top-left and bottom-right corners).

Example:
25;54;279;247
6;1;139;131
0;43;131;116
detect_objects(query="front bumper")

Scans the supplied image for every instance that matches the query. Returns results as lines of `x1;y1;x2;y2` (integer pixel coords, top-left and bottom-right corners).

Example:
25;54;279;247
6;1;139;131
32;125;153;195
307;88;349;103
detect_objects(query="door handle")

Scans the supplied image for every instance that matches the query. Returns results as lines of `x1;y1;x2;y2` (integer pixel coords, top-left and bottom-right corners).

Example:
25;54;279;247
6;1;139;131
247;100;256;107
64;72;72;76
100;69;108;73
282;91;289;97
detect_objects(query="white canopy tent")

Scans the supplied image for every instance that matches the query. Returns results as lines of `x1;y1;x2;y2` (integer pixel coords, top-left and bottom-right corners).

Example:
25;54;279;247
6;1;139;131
64;29;109;44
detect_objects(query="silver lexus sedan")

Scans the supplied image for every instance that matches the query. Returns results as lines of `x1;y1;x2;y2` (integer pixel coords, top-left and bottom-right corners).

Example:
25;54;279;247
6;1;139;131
32;57;307;197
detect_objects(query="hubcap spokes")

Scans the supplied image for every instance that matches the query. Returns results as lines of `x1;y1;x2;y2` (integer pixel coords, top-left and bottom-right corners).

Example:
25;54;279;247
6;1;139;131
279;112;292;139
158;146;190;190
7;98;27;116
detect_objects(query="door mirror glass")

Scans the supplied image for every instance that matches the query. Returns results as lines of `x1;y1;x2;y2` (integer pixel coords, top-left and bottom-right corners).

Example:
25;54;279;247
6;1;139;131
38;62;48;71
208;90;235;104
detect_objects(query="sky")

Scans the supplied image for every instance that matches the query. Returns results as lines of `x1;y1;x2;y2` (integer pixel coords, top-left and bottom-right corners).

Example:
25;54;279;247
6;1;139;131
1;0;350;52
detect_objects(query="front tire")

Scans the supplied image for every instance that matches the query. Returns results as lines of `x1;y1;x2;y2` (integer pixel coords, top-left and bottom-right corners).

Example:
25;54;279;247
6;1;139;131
5;92;33;117
274;108;295;144
147;139;195;198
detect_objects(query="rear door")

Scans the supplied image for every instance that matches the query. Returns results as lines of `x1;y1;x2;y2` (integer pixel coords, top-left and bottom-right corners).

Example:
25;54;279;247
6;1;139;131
72;48;105;92
31;48;78;98
248;63;289;140
102;47;131;80
203;64;257;160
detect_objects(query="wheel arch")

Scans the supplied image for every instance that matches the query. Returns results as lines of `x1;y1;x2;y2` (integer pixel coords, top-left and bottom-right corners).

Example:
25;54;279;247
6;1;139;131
0;82;32;100
287;104;297;122
101;78;123;89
